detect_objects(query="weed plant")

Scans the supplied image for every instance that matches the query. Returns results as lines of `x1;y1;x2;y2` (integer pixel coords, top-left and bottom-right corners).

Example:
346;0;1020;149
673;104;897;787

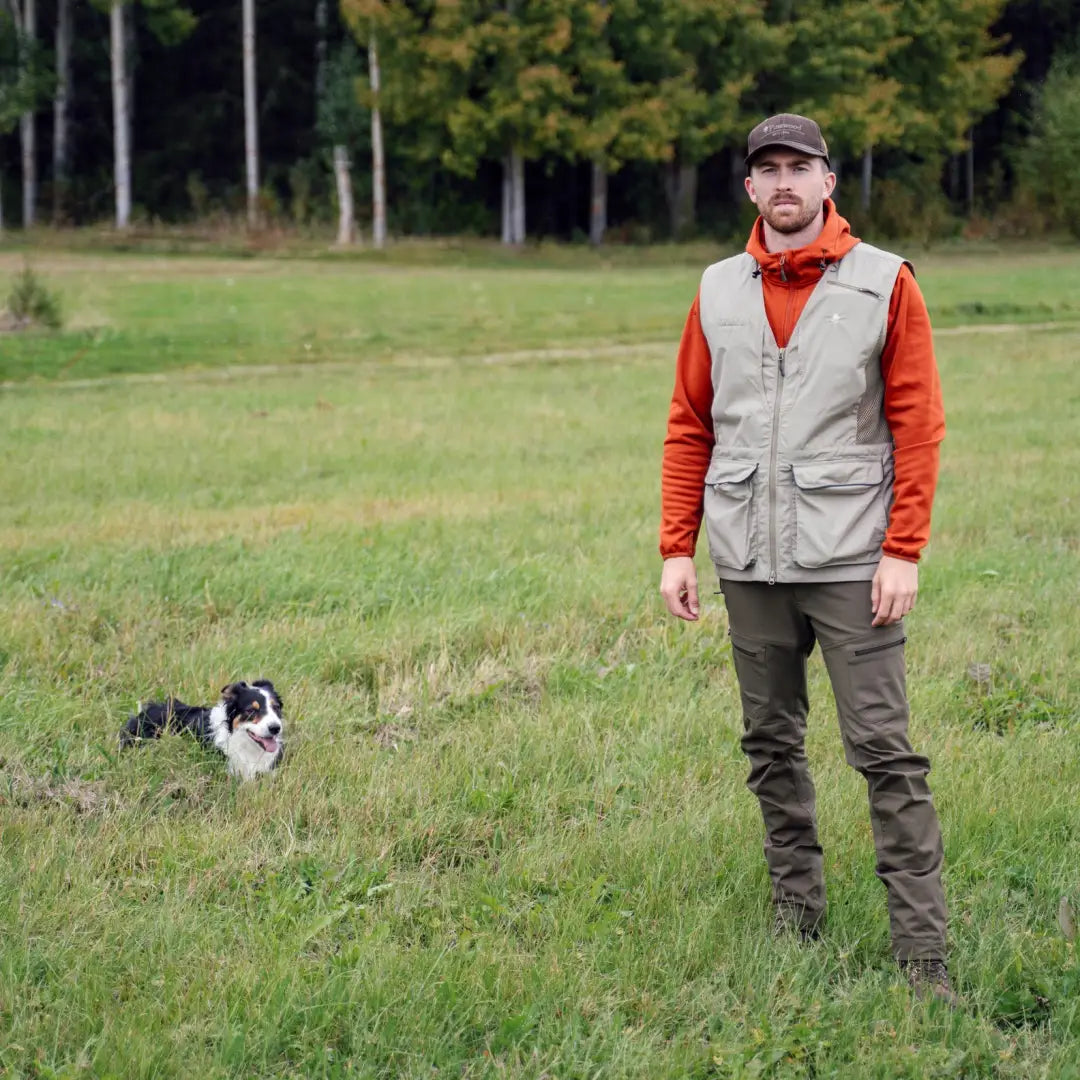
4;262;63;330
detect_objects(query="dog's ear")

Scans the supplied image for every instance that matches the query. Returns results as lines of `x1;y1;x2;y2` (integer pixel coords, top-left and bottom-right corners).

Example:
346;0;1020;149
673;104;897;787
220;682;245;700
253;679;283;712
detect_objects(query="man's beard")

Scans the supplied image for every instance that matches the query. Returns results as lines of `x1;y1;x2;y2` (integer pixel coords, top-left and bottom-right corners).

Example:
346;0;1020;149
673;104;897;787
760;195;822;234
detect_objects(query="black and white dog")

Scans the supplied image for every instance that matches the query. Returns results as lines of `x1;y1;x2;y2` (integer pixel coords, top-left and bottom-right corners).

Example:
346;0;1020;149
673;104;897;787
121;680;285;780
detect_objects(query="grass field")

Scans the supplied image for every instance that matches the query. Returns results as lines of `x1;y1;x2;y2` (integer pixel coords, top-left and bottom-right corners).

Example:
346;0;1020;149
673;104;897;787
1;242;1079;1078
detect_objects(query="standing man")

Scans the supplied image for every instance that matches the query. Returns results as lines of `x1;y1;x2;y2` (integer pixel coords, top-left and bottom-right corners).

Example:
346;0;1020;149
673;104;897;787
659;114;954;1003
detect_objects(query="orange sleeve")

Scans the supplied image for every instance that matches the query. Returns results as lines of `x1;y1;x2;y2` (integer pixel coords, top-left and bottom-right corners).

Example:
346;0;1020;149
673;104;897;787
881;265;946;562
659;294;715;558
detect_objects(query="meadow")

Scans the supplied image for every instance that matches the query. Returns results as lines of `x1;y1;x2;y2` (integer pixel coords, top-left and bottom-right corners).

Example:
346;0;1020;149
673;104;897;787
0;241;1078;1078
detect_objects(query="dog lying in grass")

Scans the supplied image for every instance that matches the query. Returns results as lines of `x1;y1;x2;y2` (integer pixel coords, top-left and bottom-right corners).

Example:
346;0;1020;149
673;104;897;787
121;680;284;780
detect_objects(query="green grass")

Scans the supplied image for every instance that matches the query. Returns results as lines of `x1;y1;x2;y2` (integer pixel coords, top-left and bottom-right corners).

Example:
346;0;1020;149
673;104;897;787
2;246;1080;384
0;244;1079;1078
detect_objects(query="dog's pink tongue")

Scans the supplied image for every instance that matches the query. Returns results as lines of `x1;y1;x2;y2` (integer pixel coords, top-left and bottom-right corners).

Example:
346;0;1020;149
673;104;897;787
262;736;279;753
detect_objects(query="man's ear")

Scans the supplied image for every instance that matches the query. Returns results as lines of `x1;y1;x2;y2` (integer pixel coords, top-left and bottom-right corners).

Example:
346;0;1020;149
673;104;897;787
744;175;758;203
823;170;837;197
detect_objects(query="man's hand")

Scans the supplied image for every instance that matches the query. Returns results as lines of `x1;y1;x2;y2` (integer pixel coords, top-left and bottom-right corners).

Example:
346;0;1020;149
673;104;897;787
660;556;700;621
871;554;918;627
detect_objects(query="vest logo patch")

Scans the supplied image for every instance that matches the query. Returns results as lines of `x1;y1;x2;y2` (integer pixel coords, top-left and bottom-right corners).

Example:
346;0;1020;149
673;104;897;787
826;312;846;324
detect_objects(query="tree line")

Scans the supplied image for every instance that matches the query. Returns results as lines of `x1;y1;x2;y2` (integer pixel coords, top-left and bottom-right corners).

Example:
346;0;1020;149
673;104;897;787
1;0;1078;244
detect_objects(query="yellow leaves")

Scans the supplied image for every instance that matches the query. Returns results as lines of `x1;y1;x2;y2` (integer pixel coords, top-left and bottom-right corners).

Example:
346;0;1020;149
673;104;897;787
517;63;572;103
543;15;572;57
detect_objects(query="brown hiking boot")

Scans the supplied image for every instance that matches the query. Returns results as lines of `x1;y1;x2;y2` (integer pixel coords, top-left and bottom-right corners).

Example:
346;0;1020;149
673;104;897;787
773;905;822;942
901;959;959;1007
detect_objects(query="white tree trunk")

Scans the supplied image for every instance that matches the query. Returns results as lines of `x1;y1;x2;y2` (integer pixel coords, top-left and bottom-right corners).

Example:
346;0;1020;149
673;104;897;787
110;2;131;229
243;0;259;228
16;0;36;227
500;149;525;245
369;33;386;249
861;147;872;211
125;0;135;177
501;155;512;244
54;0;74;223
589;159;607;246
511;147;524;243
333;145;354;245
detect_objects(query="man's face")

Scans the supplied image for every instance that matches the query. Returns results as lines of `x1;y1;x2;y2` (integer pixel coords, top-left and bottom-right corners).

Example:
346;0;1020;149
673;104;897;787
745;150;836;234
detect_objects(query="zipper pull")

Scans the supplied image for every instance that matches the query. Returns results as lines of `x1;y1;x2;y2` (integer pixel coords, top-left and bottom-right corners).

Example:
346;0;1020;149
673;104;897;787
778;349;785;377
768;571;776;585
779;253;788;282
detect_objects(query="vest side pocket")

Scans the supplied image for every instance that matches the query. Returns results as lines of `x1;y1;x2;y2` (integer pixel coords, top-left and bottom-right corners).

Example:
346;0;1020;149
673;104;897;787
792;459;887;569
704;459;758;570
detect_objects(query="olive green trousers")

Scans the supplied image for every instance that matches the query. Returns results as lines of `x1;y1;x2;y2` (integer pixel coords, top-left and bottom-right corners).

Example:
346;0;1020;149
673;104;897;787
720;579;947;962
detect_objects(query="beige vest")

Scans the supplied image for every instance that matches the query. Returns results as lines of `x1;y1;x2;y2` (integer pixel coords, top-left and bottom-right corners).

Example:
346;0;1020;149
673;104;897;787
698;242;905;583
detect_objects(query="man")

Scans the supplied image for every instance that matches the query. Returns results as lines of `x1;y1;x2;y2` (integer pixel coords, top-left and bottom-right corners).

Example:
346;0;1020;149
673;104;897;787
658;114;953;1003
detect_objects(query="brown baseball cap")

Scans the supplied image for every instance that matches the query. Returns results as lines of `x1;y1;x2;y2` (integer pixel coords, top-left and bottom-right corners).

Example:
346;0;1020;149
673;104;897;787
746;113;830;167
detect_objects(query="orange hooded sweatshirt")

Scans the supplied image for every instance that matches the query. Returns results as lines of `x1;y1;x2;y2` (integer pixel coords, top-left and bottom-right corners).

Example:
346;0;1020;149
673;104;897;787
660;199;945;564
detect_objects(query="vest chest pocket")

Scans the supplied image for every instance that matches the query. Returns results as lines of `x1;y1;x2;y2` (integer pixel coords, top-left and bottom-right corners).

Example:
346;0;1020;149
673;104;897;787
792;459;887;569
703;459;758;570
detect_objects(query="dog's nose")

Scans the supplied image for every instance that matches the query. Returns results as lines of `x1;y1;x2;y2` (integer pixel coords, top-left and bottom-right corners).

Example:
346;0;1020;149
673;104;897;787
267;722;281;736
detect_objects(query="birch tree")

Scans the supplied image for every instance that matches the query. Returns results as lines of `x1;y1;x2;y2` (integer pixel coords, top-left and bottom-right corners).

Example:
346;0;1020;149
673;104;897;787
367;31;385;247
53;0;74;222
242;0;258;227
341;0;420;248
315;0;354;244
317;41;367;245
109;2;130;226
96;0;195;228
0;8;21;231
2;2;51;231
4;0;38;225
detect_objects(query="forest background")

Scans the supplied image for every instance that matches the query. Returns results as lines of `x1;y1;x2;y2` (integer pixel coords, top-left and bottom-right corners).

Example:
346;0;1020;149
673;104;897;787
1;0;1079;250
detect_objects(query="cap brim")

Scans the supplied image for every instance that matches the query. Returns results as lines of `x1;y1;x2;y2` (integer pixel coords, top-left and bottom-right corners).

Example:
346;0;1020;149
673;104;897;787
746;141;830;167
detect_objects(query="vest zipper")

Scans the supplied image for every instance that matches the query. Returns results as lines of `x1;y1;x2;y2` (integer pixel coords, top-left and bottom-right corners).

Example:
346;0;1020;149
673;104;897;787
768;348;785;585
827;280;884;300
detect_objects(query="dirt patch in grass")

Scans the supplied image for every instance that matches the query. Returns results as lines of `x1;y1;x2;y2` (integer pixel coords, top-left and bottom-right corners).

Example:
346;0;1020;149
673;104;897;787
373;722;420;750
0;763;117;815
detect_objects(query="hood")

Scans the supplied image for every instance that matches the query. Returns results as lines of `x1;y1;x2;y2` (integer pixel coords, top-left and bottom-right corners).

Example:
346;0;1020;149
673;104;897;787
746;199;860;285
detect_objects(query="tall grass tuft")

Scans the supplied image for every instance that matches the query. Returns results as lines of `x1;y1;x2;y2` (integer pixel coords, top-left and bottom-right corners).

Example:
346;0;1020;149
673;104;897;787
4;262;64;330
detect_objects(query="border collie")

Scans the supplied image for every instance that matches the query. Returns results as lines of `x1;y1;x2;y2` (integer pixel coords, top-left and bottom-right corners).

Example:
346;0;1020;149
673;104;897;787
121;680;285;780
